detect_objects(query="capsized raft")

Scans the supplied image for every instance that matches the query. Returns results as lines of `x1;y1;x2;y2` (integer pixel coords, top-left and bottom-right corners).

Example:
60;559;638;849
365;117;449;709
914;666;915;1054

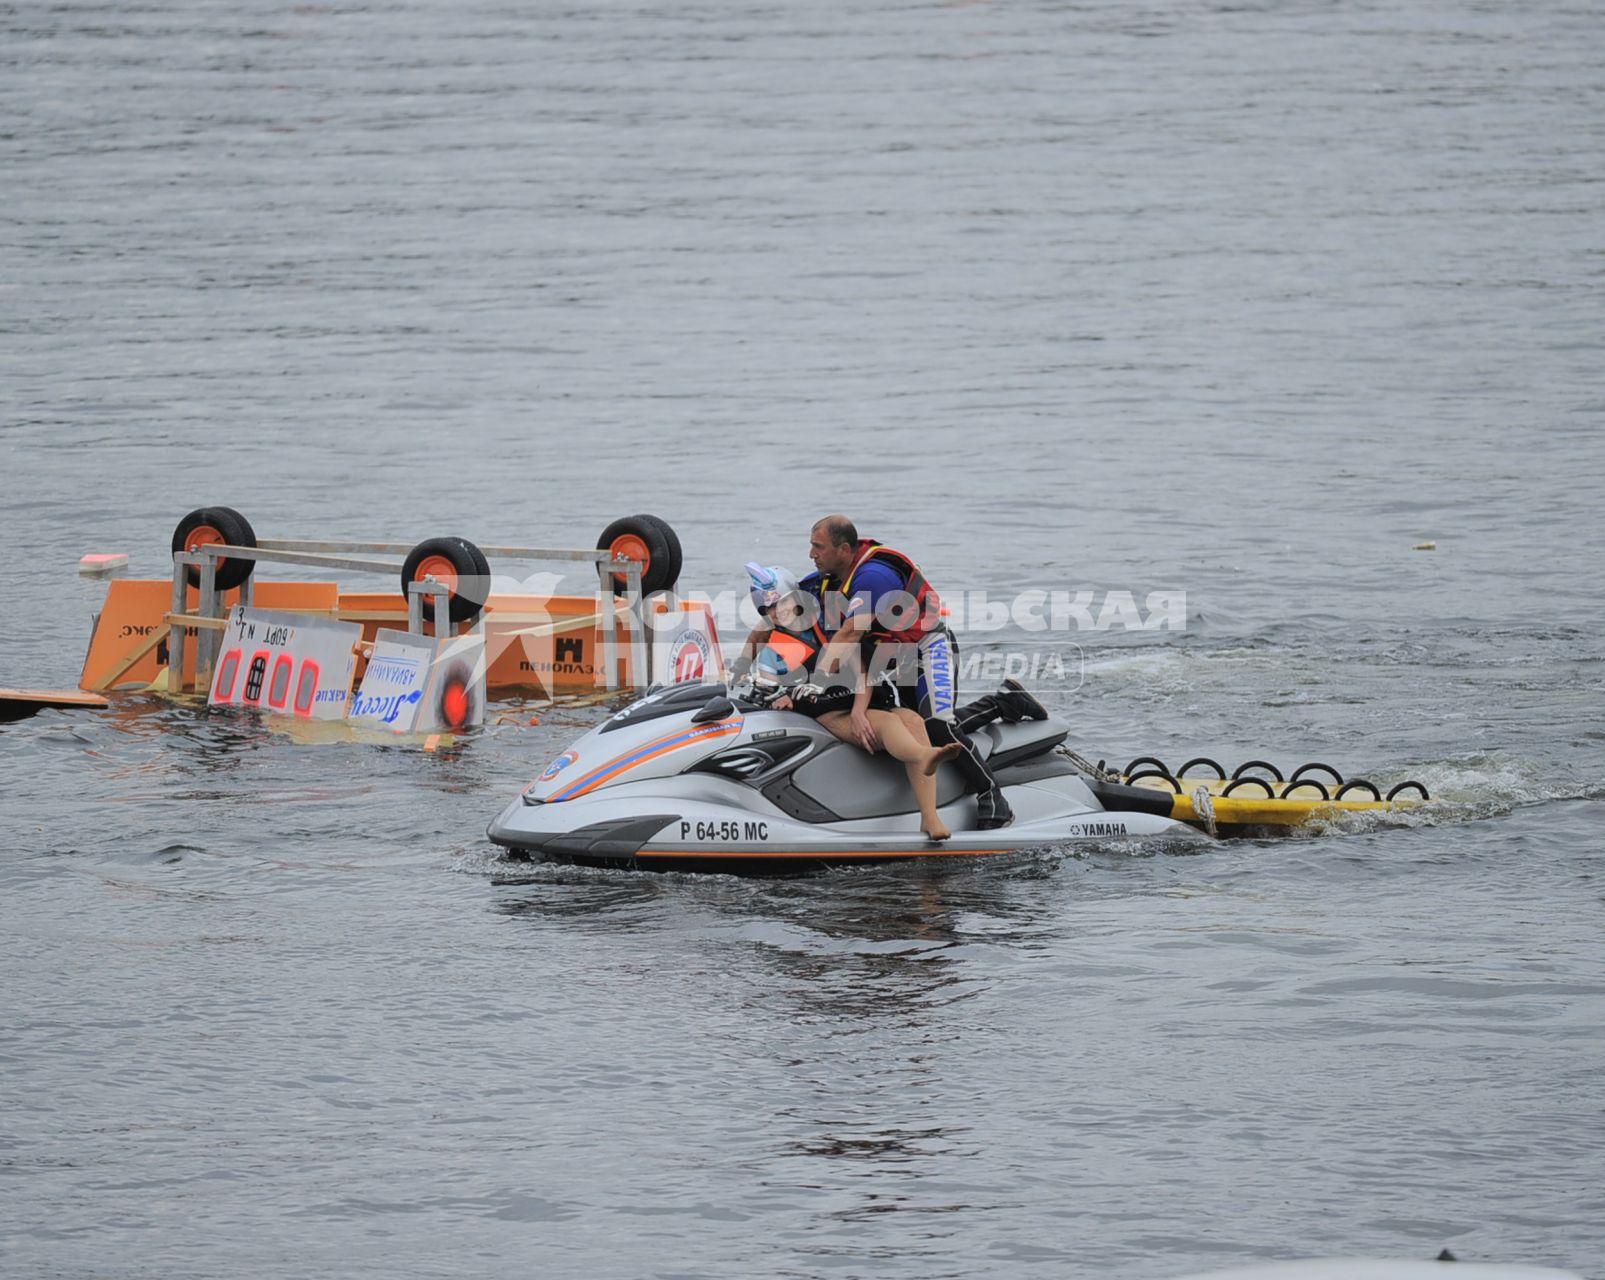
75;507;703;699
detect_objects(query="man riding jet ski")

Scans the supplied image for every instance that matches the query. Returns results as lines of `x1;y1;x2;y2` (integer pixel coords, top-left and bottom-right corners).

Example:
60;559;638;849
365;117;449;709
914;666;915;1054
738;562;1046;840
800;515;1018;829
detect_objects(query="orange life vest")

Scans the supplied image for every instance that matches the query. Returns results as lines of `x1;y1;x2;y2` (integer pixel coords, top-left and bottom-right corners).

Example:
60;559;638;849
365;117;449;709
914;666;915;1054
817;539;942;644
760;620;830;679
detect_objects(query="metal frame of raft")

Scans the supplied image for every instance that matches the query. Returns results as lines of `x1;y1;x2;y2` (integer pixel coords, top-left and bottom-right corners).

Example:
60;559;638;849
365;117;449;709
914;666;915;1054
153;537;649;698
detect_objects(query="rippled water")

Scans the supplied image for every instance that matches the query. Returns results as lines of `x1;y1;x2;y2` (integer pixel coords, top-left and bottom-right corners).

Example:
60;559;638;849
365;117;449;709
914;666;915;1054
4;2;1604;1277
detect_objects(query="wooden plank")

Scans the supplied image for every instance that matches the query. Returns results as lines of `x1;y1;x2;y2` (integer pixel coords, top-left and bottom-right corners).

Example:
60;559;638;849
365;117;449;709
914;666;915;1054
163;612;230;632
1;687;112;722
502;613;603;640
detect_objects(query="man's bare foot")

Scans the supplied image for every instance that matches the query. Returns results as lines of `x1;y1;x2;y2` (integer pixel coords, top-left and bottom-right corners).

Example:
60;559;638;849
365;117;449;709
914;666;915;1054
922;742;962;777
922;820;951;842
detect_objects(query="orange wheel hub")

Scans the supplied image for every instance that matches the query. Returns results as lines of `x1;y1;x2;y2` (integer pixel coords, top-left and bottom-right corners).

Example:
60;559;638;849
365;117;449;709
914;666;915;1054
609;533;650;570
184;524;223;553
184;524;232;578
413;554;459;596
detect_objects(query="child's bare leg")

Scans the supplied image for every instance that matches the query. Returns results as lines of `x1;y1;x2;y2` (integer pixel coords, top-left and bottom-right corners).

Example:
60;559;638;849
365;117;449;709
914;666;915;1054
816;710;857;746
903;762;950;840
874;710;959;775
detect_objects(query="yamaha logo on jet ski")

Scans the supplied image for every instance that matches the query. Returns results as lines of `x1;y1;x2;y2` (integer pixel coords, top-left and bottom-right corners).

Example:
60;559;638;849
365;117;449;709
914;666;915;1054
1068;821;1129;837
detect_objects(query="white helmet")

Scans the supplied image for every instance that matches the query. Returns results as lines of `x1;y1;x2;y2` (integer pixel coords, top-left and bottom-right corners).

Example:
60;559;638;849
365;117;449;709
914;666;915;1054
746;561;802;612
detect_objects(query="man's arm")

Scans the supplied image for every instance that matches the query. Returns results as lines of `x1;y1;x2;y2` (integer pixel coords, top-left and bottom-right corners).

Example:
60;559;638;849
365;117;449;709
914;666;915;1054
815;611;870;677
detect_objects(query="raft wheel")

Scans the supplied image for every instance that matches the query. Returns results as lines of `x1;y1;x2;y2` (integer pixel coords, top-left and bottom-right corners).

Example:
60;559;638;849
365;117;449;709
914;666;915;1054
1232;759;1285;782
172;506;257;591
1335;780;1382;801
1289;762;1344;787
1122;756;1169;780
639;514;683;589
402;536;489;624
598;514;681;596
1176;757;1226;780
1386;781;1430;802
1282;779;1331;800
1126;769;1182;793
1222;776;1277;798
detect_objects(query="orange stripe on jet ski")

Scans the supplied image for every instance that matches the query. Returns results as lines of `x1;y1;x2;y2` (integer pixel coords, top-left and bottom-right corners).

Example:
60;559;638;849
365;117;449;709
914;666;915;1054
553;719;743;801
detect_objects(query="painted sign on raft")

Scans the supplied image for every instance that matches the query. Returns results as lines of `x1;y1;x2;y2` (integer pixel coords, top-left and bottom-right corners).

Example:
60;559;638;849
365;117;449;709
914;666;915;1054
654;602;725;686
207;606;360;720
349;628;486;734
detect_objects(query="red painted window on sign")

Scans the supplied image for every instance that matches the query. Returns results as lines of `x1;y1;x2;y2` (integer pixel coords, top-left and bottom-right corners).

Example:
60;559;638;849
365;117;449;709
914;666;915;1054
214;648;242;702
293;661;321;717
267;654;294;710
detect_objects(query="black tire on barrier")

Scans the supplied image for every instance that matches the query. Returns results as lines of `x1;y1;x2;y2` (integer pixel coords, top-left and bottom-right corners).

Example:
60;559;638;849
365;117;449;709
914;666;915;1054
465;538;492;595
1126;769;1182;793
1232;759;1285;782
402;536;489;624
1283;779;1331;800
1122;756;1170;779
598;515;680;595
172;506;257;591
1335;780;1382;801
1290;762;1344;788
1386;781;1430;802
636;514;683;590
1223;776;1277;798
1177;757;1227;780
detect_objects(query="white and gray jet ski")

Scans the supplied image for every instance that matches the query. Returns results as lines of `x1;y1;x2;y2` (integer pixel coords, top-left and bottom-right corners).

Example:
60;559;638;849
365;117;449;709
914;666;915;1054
487;681;1194;873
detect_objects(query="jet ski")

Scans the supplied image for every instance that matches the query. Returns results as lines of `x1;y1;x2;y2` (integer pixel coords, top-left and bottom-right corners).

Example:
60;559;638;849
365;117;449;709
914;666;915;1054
486;680;1195;873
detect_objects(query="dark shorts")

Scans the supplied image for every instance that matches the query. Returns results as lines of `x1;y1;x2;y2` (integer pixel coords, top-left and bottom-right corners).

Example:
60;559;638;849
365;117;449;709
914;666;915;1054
791;682;898;719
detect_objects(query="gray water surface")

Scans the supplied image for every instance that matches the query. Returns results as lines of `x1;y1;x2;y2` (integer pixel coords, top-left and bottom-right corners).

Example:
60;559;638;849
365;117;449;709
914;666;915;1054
3;2;1604;1277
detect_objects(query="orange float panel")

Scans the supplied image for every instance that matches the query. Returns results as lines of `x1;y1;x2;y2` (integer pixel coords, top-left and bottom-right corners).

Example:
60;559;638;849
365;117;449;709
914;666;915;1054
80;580;342;691
334;592;640;694
480;594;637;694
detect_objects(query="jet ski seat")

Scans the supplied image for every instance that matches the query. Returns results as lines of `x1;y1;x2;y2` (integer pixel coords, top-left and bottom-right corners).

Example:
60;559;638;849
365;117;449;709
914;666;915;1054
970;716;1070;770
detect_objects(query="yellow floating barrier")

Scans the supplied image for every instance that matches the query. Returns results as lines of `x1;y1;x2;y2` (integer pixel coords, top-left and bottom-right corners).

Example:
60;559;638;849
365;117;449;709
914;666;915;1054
1112;755;1428;833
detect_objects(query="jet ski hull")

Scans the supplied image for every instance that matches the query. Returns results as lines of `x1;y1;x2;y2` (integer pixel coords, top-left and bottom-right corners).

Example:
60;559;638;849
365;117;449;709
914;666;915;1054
487;791;1185;873
487;696;1191;873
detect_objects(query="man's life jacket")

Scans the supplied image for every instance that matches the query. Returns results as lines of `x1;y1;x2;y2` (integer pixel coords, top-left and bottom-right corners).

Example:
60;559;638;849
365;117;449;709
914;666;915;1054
815;538;942;643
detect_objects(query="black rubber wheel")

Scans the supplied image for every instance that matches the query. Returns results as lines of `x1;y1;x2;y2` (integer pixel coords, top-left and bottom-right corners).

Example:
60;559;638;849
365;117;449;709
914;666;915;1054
635;514;683;591
1223;776;1277;798
1122;756;1170;779
1282;779;1331;800
1232;759;1285;782
1335;780;1382;801
172;506;257;591
1176;757;1226;779
598;515;679;595
1126;769;1182;793
401;536;489;624
1289;762;1344;787
1386;781;1430;802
